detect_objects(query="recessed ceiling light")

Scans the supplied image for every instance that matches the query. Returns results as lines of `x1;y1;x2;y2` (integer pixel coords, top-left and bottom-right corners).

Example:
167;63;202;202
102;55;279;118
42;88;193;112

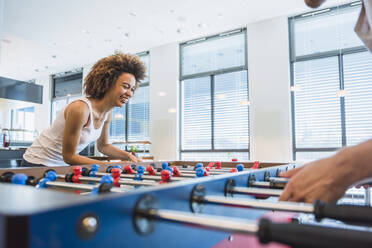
44;66;49;69
51;55;57;59
218;13;223;18
157;91;167;97
52;42;57;46
117;26;123;30
168;108;177;113
129;12;136;17
34;69;39;72
176;28;183;34
104;39;112;43
169;9;175;13
82;30;90;34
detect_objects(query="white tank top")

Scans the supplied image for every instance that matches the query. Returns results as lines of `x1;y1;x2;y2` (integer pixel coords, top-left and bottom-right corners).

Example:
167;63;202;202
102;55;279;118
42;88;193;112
23;97;108;167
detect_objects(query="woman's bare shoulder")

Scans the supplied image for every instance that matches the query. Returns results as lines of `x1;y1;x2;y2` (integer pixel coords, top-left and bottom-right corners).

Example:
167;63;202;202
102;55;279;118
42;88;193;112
64;100;90;119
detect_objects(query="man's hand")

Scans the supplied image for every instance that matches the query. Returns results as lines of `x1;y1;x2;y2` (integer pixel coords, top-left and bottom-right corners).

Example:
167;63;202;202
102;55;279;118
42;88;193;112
279;155;352;203
304;0;325;8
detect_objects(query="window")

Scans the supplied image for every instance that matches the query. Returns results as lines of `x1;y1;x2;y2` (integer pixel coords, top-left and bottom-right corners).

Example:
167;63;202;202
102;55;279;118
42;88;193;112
51;71;83;123
289;2;372;161
109;52;150;154
10;107;36;142
180;29;249;162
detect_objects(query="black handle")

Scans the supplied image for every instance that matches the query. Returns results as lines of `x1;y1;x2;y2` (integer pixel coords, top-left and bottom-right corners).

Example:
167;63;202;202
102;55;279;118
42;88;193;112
258;218;372;248
314;200;372;225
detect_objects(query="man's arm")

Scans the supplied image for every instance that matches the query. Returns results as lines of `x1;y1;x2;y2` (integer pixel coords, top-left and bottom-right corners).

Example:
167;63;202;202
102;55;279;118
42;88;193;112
279;139;372;203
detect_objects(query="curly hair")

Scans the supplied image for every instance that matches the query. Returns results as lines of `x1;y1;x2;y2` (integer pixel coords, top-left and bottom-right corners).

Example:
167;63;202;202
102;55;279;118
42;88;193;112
84;52;147;99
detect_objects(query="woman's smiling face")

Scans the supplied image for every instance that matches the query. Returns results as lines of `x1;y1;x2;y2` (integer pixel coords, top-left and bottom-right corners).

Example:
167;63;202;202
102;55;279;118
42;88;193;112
105;72;136;107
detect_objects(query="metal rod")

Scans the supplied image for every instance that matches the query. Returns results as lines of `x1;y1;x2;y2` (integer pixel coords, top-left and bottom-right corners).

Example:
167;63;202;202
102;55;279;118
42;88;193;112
45;181;94;191
177;167;233;172
233;186;365;200
203;195;314;213
250;180;287;189
44;181;126;193
143;172;196;178
57;174;157;187
233;187;283;197
141;208;258;234
178;170;227;175
251;181;271;187
266;177;289;183
94;172;186;181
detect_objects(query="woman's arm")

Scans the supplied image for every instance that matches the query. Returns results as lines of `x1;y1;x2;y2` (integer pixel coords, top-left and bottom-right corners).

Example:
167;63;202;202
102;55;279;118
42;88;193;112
96;111;141;162
61;102;123;165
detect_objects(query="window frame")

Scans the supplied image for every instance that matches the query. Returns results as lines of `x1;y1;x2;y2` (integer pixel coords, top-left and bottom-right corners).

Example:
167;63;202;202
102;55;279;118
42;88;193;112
179;28;250;159
289;1;368;160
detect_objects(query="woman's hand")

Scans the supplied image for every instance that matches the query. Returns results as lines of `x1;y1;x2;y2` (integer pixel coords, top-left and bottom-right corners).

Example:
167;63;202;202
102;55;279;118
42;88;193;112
127;153;142;162
279;153;353;203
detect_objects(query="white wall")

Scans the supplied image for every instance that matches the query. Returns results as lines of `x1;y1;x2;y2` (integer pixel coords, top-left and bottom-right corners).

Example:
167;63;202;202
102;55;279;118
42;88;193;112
149;43;179;160
33;73;51;132
0;0;4;62
248;16;292;162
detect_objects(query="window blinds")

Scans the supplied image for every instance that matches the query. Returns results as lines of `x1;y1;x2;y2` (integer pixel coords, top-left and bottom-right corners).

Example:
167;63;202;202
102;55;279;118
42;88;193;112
293;57;342;148
180;29;249;161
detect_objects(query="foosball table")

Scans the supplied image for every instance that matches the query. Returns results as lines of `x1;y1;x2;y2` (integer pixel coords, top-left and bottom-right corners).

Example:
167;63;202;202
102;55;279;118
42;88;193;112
1;161;372;248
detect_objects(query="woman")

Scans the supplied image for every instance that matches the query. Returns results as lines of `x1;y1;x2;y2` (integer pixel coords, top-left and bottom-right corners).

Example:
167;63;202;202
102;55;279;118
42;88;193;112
21;52;146;167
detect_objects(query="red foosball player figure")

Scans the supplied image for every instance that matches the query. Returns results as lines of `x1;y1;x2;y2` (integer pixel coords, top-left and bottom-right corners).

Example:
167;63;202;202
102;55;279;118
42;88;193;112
252;161;261;169
146;165;156;176
72;166;82;183
111;168;122;187
123;164;135;174
159;170;171;184
72;166;83;194
207;162;215;169
215;161;222;169
172;166;181;177
230;168;238;173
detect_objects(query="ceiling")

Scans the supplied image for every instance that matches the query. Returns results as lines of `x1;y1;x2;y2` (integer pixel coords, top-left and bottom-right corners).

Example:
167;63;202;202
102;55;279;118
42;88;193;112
0;0;350;81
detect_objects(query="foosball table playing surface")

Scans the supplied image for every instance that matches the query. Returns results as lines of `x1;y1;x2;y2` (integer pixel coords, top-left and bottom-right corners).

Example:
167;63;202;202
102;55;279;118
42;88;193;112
1;161;372;248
